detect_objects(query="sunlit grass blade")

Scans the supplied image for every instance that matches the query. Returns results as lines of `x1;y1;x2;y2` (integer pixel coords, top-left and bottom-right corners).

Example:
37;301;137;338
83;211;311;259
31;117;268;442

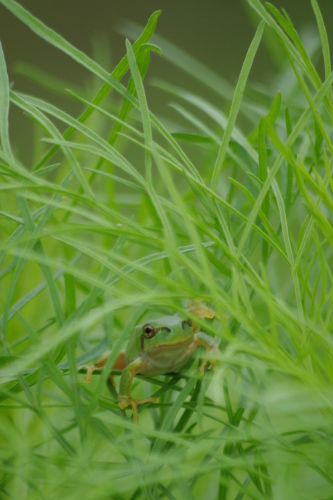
211;21;264;190
0;42;13;161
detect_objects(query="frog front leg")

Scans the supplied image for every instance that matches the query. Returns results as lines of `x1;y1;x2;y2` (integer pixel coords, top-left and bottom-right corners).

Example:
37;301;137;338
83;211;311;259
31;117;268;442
187;332;220;376
118;359;158;423
84;350;126;384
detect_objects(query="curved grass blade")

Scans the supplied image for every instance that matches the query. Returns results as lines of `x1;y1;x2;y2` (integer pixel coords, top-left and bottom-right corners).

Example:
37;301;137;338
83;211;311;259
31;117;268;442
0;42;14;161
211;21;264;190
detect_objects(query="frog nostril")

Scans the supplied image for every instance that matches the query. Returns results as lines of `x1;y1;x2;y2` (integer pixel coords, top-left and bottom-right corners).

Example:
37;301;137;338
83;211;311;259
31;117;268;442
182;319;192;329
161;327;171;333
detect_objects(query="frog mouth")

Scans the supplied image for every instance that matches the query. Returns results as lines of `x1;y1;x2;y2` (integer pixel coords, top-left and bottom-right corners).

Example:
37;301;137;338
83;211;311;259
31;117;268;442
147;336;193;351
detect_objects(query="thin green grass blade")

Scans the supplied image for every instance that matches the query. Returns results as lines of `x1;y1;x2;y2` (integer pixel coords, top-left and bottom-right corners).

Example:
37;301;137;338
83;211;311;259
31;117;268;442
311;0;332;103
211;21;264;190
285;105;293;215
16;196;65;327
258;117;269;263
126;39;153;182
267;3;321;88
0;42;13;161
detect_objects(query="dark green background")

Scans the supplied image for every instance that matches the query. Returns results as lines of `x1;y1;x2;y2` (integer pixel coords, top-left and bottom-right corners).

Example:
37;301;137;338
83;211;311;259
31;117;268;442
1;1;332;78
0;0;332;159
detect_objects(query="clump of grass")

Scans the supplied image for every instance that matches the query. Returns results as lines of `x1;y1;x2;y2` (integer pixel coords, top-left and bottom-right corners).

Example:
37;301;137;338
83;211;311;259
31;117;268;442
1;0;333;497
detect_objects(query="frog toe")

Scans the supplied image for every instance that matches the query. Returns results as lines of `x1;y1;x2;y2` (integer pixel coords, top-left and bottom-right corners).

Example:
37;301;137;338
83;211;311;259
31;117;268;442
187;299;220;319
118;396;158;423
84;365;95;384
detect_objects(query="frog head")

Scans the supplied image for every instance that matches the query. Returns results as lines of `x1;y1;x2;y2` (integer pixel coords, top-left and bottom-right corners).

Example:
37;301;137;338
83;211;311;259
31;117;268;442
125;314;194;369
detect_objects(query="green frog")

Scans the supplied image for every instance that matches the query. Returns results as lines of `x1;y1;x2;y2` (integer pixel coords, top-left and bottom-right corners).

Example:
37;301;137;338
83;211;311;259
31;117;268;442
84;300;220;422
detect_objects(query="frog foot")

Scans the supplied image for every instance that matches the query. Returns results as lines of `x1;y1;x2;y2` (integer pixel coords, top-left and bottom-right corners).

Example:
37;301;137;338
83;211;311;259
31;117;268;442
118;396;158;424
83;352;110;384
188;299;220;319
196;340;220;376
84;365;96;384
199;358;217;376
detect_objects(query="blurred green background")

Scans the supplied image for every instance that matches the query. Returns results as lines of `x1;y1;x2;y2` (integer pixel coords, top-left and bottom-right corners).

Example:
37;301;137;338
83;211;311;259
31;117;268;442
1;2;333;496
1;0;332;160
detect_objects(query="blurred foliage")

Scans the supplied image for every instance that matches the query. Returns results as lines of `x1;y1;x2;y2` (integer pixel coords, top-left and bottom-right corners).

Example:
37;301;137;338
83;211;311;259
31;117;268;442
1;0;333;497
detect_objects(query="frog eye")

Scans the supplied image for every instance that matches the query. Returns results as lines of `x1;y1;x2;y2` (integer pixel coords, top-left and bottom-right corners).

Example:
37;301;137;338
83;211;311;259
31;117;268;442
182;319;192;329
143;324;156;338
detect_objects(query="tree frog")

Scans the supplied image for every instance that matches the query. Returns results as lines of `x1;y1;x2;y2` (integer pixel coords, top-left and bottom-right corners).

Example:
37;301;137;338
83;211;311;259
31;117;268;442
84;300;220;423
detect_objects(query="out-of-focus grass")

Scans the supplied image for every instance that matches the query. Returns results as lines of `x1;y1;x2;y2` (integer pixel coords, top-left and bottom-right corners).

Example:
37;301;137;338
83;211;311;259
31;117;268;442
1;0;333;497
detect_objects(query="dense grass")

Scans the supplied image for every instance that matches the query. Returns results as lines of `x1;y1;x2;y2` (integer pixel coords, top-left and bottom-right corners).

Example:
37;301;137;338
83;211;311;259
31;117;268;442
1;0;333;497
